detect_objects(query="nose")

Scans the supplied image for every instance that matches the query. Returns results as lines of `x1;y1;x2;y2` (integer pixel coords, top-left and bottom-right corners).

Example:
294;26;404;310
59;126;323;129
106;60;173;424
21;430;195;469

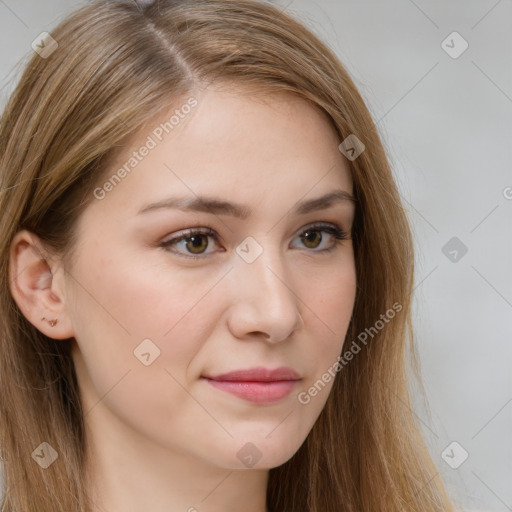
226;245;304;343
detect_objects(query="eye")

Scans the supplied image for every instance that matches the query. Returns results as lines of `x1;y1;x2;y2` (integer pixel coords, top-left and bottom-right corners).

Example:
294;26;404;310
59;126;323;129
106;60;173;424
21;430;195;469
160;222;350;260
161;227;220;259
292;222;350;252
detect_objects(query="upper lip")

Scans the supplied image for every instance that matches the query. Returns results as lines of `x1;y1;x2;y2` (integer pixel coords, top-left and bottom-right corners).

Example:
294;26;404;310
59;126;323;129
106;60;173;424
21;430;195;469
203;366;301;382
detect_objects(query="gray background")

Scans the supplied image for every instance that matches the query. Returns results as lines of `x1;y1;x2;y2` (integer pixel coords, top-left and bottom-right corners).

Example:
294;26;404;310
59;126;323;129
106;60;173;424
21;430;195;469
1;1;511;510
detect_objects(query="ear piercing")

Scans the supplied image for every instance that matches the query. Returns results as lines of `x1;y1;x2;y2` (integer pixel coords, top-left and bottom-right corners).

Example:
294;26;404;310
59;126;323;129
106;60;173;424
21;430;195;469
41;317;58;327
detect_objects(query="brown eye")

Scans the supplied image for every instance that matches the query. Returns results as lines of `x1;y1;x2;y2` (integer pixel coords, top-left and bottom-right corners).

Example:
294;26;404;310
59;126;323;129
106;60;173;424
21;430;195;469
300;229;323;249
161;228;220;259
184;234;209;254
292;223;349;252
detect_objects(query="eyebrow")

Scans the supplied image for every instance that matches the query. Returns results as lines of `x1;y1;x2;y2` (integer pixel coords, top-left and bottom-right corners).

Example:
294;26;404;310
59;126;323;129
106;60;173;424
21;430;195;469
137;190;356;219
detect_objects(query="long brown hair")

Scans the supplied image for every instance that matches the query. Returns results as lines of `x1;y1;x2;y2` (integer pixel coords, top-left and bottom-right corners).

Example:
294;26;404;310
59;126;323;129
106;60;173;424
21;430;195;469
0;1;458;510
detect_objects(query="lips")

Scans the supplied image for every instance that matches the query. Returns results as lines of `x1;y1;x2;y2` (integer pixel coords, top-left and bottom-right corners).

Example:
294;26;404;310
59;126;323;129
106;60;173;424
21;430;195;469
205;366;301;382
202;366;301;404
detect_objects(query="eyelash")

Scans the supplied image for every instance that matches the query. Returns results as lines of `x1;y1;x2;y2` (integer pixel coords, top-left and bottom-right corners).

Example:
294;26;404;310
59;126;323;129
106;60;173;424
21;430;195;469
160;222;350;260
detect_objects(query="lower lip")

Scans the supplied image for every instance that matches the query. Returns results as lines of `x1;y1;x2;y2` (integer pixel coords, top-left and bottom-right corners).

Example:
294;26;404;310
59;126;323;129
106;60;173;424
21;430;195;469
203;378;298;404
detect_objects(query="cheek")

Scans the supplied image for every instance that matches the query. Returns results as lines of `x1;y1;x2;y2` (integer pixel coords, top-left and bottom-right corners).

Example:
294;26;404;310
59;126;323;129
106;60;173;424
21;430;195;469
291;277;356;429
82;248;213;332
319;279;356;326
312;260;357;329
68;258;224;449
303;263;356;369
70;254;229;386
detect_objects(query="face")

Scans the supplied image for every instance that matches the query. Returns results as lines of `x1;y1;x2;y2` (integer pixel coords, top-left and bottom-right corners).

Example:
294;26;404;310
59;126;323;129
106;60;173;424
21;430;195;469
58;84;357;470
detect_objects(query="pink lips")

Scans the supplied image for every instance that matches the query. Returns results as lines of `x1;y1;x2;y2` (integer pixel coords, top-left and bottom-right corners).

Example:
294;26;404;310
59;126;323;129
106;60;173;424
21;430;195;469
202;366;301;404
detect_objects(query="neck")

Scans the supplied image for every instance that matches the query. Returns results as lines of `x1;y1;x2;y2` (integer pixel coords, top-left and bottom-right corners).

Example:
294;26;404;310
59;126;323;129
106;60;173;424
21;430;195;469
82;410;271;512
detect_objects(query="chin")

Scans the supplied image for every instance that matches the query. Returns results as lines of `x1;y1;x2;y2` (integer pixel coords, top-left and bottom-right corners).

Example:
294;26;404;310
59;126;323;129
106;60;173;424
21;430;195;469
219;431;306;470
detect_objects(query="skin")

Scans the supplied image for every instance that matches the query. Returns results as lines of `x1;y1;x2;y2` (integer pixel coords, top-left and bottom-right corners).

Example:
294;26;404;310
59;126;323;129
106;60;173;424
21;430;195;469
9;83;357;512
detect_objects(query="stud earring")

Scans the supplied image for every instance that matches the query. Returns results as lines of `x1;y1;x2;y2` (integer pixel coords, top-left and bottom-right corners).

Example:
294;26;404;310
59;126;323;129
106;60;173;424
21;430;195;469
41;317;58;327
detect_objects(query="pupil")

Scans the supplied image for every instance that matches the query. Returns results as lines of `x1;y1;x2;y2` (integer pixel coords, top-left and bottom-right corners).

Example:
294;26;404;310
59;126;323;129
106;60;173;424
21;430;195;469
188;235;207;253
303;230;320;247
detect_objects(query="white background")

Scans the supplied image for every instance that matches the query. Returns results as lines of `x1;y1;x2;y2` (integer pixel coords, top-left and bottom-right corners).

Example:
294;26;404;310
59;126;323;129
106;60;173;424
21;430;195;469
0;1;510;511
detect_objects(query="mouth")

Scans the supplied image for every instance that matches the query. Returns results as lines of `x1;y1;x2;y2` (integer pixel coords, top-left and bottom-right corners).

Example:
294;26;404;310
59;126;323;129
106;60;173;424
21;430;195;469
201;366;301;404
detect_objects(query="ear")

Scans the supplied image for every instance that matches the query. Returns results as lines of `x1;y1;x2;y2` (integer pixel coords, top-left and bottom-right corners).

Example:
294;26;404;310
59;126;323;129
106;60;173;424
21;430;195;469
8;230;75;340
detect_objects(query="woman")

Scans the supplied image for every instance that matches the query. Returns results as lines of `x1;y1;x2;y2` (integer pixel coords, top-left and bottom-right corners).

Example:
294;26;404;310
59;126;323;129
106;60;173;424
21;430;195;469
0;0;458;510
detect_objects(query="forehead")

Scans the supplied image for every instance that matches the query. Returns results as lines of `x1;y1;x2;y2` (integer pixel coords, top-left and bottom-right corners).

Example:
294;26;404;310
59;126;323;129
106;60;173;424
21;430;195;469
89;83;353;222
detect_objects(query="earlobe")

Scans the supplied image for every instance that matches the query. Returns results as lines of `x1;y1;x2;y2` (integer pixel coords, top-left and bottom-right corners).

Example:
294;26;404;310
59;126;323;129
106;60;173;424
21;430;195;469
8;230;75;340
